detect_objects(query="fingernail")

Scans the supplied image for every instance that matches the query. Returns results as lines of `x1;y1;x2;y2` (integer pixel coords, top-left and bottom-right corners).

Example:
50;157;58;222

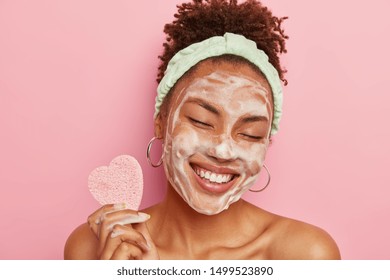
95;218;100;225
137;212;151;220
114;203;127;210
110;229;125;238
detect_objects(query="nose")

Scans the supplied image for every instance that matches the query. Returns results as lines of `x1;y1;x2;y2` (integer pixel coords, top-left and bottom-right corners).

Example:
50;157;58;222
207;135;238;162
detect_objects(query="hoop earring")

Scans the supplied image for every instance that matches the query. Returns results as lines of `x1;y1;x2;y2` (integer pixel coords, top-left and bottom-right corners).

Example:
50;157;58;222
146;137;163;167
249;164;271;192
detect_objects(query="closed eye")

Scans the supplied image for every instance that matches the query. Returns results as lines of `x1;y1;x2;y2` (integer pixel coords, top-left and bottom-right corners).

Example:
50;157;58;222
188;117;213;128
240;133;263;141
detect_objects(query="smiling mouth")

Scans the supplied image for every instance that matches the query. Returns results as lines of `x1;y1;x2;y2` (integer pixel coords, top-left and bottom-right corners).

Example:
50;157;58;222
191;165;238;184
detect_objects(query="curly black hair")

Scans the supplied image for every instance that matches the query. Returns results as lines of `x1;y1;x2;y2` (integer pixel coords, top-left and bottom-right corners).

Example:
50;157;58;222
157;0;288;85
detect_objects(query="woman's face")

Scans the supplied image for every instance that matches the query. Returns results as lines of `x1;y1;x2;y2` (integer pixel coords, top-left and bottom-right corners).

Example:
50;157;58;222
159;59;273;215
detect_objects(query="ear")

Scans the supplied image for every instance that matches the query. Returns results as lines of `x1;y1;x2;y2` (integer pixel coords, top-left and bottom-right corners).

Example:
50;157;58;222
154;113;164;139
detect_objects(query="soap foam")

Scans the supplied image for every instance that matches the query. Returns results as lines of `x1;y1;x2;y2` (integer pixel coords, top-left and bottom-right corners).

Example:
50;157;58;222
163;71;272;215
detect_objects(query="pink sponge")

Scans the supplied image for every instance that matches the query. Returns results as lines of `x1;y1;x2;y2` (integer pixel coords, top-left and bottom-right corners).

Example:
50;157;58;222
88;155;143;210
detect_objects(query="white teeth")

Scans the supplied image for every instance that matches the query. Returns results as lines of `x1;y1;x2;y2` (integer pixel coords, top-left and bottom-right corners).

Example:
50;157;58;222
193;166;234;184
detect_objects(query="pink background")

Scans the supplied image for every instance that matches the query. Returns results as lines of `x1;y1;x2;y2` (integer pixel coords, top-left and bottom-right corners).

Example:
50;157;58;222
1;0;389;259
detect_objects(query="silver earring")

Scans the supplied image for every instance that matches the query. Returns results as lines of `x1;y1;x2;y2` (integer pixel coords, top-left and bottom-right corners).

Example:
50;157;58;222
249;164;271;192
146;137;163;167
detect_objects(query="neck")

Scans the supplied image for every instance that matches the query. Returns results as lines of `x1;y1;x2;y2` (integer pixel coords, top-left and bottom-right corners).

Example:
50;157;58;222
150;183;253;257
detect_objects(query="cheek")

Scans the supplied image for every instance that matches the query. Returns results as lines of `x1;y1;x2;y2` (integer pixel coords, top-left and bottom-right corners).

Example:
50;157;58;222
241;143;268;176
170;124;203;159
249;161;261;175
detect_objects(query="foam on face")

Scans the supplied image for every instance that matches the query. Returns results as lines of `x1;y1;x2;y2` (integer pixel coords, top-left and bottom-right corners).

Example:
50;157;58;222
163;71;272;215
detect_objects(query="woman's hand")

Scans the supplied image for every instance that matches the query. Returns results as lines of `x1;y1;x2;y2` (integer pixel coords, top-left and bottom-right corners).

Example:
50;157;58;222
87;203;159;260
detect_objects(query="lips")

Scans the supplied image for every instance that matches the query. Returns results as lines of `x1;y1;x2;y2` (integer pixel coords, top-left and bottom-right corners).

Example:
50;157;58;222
190;163;238;194
193;165;234;183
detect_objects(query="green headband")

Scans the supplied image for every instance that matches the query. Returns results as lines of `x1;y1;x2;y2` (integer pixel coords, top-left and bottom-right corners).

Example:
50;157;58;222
155;32;283;135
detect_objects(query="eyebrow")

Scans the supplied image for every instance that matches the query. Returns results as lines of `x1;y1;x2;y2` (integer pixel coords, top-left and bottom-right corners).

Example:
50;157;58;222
241;115;269;123
187;98;220;116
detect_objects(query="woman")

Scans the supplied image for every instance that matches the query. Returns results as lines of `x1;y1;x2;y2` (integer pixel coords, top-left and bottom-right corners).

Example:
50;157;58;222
65;0;340;260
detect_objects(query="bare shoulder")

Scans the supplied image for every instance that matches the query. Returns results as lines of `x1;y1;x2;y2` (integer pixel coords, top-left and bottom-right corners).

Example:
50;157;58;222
265;214;341;260
64;223;98;260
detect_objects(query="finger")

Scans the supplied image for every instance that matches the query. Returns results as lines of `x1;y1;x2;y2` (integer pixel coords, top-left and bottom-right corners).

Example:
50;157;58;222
88;203;128;226
100;225;149;260
98;211;150;242
97;212;150;256
110;242;143;260
103;211;150;231
132;222;160;260
87;203;127;236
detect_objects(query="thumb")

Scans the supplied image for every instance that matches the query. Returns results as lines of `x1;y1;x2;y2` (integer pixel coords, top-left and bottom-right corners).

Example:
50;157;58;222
133;222;160;260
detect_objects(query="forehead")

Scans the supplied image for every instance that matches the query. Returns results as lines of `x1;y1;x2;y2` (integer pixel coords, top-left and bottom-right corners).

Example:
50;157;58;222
186;71;268;99
187;71;270;115
168;59;273;112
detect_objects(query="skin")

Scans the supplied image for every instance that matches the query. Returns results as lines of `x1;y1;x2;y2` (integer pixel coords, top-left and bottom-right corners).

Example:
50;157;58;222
64;60;341;260
163;70;272;215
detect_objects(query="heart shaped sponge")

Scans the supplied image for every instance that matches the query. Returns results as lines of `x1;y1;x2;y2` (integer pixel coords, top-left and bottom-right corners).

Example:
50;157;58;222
88;155;143;210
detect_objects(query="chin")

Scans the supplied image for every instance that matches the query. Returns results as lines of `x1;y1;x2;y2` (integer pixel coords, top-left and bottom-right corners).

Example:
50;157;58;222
189;196;240;216
193;206;226;216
